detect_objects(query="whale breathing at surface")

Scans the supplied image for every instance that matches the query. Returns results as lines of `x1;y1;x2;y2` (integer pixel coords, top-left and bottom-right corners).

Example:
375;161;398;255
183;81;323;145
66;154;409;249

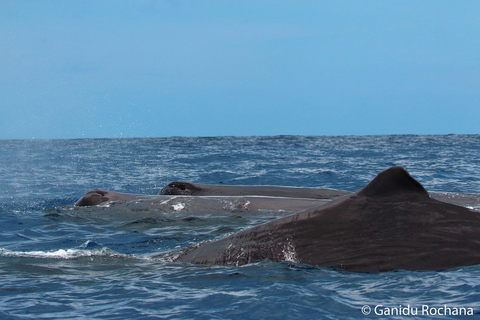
170;167;480;271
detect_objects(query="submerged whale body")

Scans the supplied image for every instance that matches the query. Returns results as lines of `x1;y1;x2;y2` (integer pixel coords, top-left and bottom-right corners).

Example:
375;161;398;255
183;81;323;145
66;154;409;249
172;167;480;272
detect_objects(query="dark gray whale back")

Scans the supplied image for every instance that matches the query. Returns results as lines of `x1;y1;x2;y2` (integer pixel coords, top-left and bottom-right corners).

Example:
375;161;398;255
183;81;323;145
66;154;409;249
357;165;428;197
160;181;350;199
173;166;480;272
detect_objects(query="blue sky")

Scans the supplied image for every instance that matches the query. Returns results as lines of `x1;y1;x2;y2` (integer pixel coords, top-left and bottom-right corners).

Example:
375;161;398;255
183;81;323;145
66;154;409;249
1;1;479;139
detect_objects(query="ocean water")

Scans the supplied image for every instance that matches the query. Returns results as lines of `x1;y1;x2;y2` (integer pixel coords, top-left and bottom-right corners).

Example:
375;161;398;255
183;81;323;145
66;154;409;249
0;135;479;319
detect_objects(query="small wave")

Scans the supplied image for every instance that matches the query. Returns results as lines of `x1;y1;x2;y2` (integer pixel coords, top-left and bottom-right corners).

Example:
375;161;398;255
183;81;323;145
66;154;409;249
0;245;127;260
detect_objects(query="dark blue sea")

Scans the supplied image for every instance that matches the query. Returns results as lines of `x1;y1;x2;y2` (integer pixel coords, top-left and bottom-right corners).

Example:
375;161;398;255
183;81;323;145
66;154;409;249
1;135;480;319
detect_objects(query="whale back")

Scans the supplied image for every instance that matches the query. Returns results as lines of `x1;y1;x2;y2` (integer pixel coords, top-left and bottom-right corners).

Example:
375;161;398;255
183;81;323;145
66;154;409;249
173;166;480;271
357;166;428;197
160;181;351;199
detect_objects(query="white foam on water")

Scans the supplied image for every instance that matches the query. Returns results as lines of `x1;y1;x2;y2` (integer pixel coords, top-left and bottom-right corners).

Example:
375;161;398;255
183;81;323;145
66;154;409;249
98;202;112;208
172;203;185;211
282;237;299;263
0;246;126;259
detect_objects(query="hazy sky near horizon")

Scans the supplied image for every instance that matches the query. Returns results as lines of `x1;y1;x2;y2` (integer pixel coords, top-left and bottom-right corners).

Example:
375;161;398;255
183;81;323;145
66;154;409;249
1;1;479;139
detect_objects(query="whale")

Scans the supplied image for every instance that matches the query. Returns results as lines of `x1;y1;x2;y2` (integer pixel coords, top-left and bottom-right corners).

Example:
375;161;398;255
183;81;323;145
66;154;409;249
75;190;158;207
75;183;350;208
170;167;480;272
74;189;330;213
160;181;350;199
76;182;480;209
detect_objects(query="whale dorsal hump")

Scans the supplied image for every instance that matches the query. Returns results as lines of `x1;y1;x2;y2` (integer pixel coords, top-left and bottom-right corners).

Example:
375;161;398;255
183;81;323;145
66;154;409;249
357;166;429;198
